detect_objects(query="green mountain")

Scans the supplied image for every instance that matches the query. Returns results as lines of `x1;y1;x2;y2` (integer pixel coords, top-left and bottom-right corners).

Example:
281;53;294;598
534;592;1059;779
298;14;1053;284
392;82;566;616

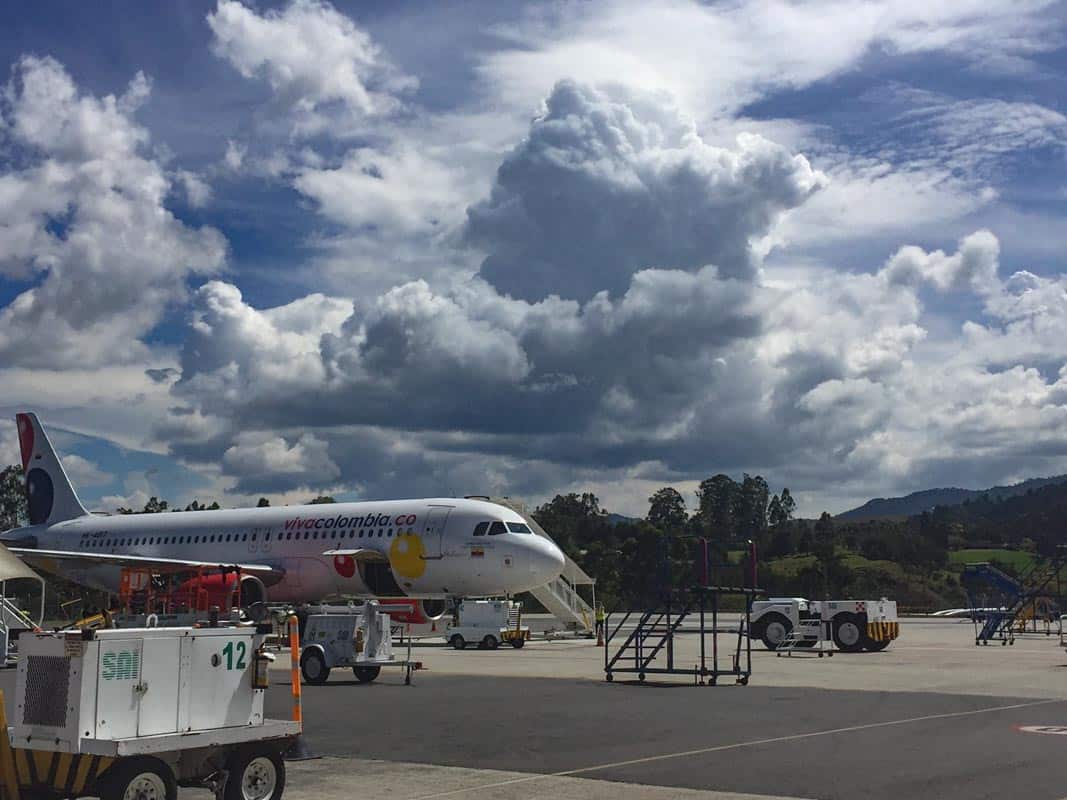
838;475;1067;521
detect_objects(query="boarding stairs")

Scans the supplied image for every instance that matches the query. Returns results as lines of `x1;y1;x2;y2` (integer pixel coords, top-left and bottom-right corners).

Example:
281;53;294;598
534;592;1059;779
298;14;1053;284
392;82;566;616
475;496;596;634
530;576;594;633
605;598;693;679
963;552;1067;645
603;582;757;684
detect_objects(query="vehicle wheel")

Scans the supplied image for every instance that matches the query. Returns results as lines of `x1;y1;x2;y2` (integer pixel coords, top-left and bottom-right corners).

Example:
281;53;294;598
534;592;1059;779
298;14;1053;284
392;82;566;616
353;665;381;683
864;638;891;652
483;635;500;650
450;634;466;650
510;637;525;649
758;613;792;650
832;614;865;653
300;648;330;684
638;672;646;682
98;757;176;800
225;745;286;800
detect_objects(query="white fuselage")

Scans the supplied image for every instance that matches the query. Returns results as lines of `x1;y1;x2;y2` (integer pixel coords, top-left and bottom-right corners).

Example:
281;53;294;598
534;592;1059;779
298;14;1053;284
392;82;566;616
1;498;565;603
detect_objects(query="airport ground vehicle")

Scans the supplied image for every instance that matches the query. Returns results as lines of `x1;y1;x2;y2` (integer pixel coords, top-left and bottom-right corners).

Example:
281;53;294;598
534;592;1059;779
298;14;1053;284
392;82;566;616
299;601;419;684
750;597;899;652
2;623;301;800
447;599;530;650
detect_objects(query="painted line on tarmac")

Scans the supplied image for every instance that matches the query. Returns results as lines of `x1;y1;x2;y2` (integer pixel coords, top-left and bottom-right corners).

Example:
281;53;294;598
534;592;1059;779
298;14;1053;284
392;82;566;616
410;697;1065;799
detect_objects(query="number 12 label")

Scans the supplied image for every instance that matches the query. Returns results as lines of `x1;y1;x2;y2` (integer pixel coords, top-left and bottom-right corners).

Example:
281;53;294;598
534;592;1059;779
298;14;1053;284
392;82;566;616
221;640;247;670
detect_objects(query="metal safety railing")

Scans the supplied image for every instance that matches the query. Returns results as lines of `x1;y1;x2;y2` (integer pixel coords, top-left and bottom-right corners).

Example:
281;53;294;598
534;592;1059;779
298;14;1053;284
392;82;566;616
530;575;594;632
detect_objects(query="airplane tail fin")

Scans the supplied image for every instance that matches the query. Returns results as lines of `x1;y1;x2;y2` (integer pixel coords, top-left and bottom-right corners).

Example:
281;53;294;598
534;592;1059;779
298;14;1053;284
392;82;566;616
16;413;89;525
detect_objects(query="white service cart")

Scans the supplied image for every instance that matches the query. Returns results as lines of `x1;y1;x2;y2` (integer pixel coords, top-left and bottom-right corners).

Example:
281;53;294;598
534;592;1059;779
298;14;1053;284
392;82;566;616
1;623;302;800
446;599;530;650
299;601;420;685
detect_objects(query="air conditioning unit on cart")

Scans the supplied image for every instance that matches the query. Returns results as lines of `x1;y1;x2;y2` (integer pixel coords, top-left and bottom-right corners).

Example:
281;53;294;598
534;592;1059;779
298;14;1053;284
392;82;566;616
5;625;300;800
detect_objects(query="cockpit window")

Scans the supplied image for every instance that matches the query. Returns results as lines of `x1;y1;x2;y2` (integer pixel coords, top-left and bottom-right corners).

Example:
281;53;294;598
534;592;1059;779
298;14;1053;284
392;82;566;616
488;521;507;535
506;522;532;534
473;522;489;536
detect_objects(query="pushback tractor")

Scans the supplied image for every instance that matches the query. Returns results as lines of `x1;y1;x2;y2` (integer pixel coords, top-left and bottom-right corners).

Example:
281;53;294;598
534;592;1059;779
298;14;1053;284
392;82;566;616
750;597;899;653
0;623;302;800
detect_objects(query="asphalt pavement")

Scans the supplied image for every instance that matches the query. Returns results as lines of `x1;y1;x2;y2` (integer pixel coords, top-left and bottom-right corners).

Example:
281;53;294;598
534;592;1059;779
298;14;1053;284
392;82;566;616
264;674;1067;800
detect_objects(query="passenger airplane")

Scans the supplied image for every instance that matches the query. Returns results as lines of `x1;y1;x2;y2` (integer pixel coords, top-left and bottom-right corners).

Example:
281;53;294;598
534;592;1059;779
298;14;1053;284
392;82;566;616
0;413;565;621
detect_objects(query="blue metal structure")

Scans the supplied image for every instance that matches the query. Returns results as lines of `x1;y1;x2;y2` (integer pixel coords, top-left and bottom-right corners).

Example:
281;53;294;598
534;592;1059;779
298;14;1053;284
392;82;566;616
961;554;1066;645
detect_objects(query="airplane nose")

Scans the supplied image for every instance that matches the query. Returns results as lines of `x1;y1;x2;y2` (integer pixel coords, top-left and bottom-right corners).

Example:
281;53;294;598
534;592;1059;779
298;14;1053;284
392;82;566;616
527;536;565;584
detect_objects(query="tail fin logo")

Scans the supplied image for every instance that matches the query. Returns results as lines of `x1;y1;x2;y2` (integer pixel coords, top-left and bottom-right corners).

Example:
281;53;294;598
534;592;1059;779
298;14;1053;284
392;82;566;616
26;468;54;525
16;414;34;470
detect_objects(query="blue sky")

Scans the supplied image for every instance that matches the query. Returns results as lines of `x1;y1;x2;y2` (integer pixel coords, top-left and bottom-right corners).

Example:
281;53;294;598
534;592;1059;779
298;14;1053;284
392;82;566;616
2;0;1067;518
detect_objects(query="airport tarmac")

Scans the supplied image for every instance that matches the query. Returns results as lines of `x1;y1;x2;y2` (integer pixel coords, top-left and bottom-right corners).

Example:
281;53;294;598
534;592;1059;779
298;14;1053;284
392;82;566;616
255;617;1067;800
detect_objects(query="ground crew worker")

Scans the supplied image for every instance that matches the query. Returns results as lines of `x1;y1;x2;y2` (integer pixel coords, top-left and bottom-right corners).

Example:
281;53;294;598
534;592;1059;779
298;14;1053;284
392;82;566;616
595;603;606;638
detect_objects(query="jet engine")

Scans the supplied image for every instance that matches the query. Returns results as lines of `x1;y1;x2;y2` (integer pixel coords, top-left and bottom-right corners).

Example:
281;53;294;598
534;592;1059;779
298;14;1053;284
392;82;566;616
377;597;448;624
172;572;267;611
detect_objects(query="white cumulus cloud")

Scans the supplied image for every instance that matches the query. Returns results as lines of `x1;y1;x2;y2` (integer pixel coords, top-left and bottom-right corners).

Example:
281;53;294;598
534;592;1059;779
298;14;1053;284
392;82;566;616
0;56;226;368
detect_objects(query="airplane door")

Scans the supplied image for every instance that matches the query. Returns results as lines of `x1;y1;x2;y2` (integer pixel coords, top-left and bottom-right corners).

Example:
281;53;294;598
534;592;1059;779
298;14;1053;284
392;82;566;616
248;526;269;554
421;506;452;560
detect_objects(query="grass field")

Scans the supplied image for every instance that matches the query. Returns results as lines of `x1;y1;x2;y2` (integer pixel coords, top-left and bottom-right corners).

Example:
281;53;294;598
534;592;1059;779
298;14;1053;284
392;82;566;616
948;548;1036;573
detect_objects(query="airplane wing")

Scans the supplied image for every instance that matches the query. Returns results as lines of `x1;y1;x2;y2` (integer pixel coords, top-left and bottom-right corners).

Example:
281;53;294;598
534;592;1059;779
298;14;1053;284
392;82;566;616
5;547;283;583
321;548;387;561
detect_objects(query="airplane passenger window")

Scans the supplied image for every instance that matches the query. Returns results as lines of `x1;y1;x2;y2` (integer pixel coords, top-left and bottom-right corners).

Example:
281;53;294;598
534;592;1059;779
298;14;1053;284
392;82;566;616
378;530;383;537
251;533;257;541
242;534;248;541
506;522;532;534
358;531;364;538
473;522;489;536
488;521;507;535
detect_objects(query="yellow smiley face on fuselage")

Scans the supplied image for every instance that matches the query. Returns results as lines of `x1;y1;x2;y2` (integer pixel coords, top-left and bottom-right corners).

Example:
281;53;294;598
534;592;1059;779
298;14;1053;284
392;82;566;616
390;532;426;579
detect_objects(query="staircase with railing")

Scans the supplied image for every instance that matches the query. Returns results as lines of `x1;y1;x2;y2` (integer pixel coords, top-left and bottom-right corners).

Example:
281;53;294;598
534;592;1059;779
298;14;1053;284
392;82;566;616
604;599;692;680
963;552;1067;645
530;575;594;632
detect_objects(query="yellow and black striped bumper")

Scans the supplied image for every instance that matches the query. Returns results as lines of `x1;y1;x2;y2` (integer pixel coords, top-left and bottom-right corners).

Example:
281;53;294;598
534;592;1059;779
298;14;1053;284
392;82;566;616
867;621;900;642
11;748;115;796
